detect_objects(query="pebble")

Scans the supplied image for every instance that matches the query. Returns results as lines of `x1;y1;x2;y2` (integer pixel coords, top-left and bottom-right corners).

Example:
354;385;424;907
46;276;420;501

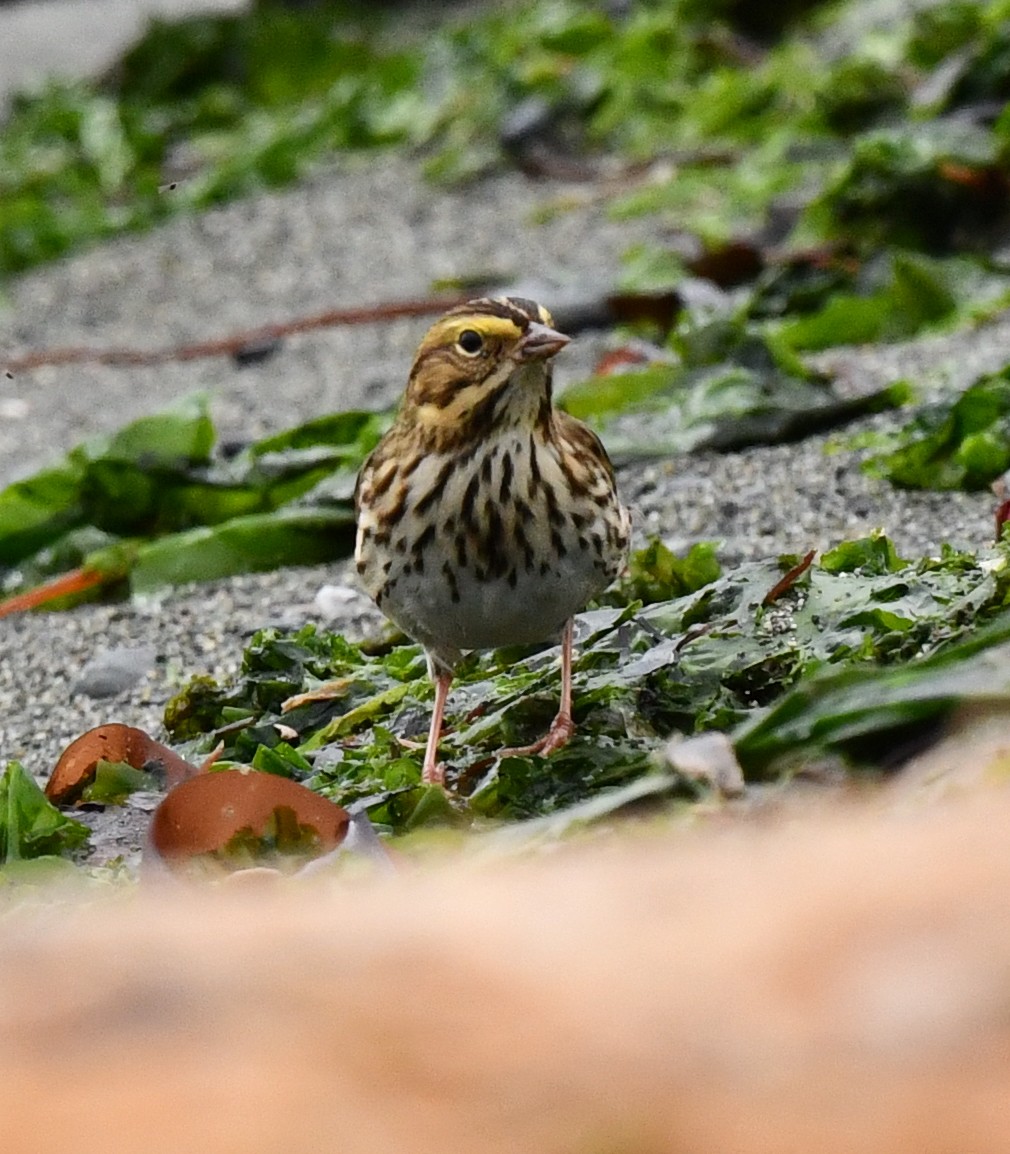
74;646;158;699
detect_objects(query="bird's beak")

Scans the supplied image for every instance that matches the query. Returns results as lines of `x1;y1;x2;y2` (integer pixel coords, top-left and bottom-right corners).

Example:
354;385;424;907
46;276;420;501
517;321;571;362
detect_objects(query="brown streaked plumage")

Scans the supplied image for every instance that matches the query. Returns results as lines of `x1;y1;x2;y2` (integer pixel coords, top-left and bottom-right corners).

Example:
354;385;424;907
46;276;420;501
355;296;631;785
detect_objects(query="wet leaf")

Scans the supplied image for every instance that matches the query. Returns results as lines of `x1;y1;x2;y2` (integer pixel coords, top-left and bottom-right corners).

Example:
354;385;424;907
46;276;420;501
129;505;356;594
734;610;1010;775
0;399;382;607
777;253;1008;352
0;762;89;862
165;537;1010;830
602;539;721;605
821;533;907;576
563;352;905;461
869;366;1010;490
81;761;159;805
810;120;1009;253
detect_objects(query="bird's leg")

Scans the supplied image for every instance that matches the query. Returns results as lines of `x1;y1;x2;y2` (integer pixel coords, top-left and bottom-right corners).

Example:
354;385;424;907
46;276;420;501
498;618;575;760
421;667;453;786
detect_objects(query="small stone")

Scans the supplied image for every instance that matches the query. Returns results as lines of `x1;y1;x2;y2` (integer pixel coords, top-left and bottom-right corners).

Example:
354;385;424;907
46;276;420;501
126;791;164;814
314;583;364;620
664;732;746;798
0;398;29;420
74;646;157;699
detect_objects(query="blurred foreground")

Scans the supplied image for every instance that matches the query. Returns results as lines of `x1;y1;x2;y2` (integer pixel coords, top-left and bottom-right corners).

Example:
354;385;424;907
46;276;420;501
1;785;1007;1152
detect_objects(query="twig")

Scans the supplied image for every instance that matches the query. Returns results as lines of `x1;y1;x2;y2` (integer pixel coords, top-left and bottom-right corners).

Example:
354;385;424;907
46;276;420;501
0;567;110;618
762;550;816;606
3;294;470;374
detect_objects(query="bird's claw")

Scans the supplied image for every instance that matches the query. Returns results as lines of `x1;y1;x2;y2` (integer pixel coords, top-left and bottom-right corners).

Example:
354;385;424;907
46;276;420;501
498;713;574;761
422;760;447;787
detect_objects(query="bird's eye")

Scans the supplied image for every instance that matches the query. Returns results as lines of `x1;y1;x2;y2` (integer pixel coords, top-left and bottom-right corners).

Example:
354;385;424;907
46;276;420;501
457;329;484;355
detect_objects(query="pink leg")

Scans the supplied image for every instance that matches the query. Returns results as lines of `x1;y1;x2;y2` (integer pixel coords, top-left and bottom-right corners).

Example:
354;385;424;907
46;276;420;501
422;668;453;786
498;619;575;760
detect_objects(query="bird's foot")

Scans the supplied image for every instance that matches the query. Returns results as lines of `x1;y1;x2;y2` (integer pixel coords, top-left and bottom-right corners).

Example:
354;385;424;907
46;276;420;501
421;759;447;787
497;712;574;761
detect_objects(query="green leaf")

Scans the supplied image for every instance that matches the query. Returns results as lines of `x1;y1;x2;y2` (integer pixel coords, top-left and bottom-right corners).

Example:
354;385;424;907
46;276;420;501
870;367;1010;490
563;357;903;462
734;611;1010;775
814;57;907;133
809;120;1005;252
561;364;681;425
0;465;84;565
0;762;90;862
821;533;907;576
778;253;967;353
81;760;158;805
164;538;1010;831
99;393;215;465
0;397;383;606
779;293;887;351
603;539;721;605
130;505;356;594
251;742;313;779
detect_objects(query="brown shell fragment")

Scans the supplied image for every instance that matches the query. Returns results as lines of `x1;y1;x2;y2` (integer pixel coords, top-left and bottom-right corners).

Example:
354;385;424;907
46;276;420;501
148;769;349;868
46;723;199;805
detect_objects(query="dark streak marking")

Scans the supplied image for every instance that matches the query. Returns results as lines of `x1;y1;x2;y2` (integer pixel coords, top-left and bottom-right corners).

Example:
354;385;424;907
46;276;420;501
442;561;461;604
369;465;397;499
484;502;506;578
527;436;542;496
461;474;480;526
535;394;552;431
456;376;512;444
515;521;535;572
499;452;513;502
415;458;456;516
545;485;565;528
412;522;436;557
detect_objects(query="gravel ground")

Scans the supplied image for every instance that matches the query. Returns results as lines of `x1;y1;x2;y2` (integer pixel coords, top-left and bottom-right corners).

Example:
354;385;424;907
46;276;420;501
0;148;1001;816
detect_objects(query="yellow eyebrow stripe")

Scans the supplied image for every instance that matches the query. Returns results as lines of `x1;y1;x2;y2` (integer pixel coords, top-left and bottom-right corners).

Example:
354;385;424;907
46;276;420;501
421;315;525;351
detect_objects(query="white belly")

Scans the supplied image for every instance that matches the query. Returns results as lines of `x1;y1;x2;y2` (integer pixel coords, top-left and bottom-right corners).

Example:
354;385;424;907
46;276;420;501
357;430;627;668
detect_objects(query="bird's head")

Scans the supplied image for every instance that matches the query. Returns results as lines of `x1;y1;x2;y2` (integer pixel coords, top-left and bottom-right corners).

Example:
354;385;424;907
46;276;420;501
400;296;570;445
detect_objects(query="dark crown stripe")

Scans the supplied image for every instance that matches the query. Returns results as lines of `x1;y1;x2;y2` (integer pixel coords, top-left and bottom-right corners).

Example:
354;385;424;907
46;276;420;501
444;297;538;329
